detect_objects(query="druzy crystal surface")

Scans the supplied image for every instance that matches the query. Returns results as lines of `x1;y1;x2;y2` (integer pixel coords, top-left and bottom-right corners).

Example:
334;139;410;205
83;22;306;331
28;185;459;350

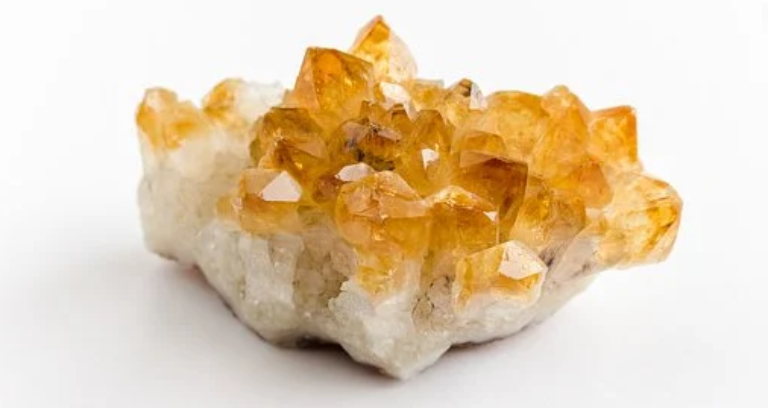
135;16;681;378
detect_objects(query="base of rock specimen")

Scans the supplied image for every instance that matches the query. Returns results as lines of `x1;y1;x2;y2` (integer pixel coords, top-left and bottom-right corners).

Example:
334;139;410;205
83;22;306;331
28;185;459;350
135;17;681;379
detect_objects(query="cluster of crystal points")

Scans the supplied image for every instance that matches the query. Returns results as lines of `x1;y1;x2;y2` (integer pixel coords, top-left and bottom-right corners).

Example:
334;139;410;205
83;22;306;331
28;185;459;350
135;17;681;376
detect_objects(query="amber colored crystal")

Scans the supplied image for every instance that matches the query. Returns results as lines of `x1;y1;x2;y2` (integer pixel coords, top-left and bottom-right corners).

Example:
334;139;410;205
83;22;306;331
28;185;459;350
350;16;417;83
325;101;415;173
202;79;251;134
218;168;304;234
335;171;432;297
137;88;212;149
588;106;641;173
531;86;613;208
440;79;486;128
450;130;528;234
396;109;454;195
474;91;547;161
285;48;375;128
427;186;498;254
453;241;546;307
596;173;682;267
353;251;413;297
174;18;684;302
249;107;330;187
408;79;445;111
335;171;431;256
509;177;586;255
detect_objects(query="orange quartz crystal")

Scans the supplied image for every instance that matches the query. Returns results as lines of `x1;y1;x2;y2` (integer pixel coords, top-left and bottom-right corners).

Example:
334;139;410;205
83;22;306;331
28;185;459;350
453;241;547;307
137;88;214;149
335;171;432;296
143;16;682;304
218;168;304;235
284;47;375;129
202;79;253;134
350;15;417;83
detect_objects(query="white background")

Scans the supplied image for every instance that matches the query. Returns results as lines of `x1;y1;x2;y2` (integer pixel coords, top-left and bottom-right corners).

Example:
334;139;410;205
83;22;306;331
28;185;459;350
1;1;766;407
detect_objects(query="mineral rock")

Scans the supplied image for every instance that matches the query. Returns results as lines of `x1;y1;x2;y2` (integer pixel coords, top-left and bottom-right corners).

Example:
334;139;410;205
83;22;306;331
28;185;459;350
135;16;682;379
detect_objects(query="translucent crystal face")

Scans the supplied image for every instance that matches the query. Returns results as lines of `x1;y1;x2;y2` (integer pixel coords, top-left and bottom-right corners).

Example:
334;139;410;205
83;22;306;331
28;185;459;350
138;16;682;304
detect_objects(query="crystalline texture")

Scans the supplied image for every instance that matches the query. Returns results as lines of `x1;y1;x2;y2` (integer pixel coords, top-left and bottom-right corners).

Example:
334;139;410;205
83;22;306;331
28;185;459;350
135;15;682;379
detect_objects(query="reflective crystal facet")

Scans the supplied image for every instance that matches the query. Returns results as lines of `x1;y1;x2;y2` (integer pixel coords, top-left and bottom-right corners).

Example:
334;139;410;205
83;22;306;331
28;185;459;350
218;168;304;234
453;241;547;307
350;16;417;83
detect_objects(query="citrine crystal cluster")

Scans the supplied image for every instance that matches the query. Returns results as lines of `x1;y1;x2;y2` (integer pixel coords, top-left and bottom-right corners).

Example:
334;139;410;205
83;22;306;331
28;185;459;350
135;17;681;378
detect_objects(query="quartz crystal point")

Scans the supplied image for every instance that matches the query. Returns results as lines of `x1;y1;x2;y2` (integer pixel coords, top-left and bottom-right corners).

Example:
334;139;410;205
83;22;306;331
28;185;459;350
135;16;682;379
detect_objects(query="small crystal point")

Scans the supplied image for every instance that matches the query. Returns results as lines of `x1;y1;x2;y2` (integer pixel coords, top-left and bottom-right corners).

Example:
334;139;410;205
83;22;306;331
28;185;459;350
350;16;417;83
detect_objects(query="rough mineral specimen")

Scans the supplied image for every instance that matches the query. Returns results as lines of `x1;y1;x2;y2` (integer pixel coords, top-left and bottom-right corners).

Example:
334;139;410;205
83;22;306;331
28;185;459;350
135;16;682;379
